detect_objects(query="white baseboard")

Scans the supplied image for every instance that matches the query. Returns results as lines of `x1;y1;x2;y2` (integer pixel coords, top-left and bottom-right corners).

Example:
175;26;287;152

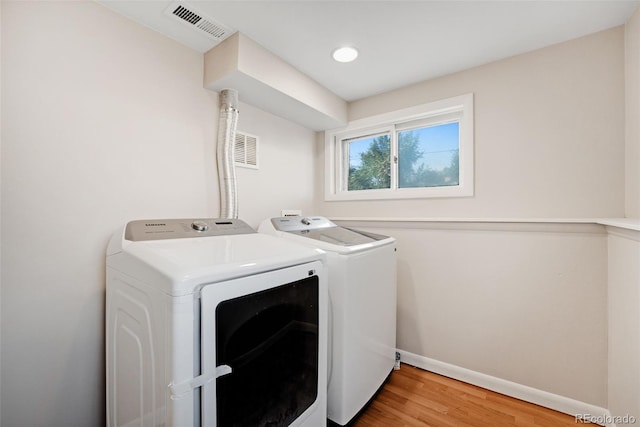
397;349;615;427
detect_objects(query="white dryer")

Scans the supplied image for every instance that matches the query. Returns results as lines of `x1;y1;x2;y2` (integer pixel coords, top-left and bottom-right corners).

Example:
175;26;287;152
259;216;397;426
106;218;327;427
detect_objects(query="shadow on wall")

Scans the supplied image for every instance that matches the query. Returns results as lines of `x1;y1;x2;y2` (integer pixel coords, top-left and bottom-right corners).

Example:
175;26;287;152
395;257;425;355
55;286;107;424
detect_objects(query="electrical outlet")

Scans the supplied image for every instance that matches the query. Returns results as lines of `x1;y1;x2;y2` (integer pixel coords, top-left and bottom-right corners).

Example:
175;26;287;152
281;209;302;217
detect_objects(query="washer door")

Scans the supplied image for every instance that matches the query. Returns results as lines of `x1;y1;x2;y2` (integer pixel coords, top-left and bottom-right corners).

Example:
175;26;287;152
200;261;322;427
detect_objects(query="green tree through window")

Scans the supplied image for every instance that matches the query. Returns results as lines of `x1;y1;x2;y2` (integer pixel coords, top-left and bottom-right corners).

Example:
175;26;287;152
348;135;391;190
347;124;459;191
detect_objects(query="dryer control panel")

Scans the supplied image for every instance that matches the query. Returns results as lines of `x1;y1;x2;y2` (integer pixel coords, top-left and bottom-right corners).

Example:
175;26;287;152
124;218;255;241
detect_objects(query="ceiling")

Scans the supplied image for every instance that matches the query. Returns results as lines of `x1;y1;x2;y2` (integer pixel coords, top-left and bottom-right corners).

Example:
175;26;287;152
98;1;639;102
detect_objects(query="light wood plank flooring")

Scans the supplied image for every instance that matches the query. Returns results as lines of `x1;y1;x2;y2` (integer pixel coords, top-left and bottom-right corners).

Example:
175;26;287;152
353;364;594;426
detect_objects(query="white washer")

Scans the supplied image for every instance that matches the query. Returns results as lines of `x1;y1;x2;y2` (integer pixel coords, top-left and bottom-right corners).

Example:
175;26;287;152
106;218;327;427
259;216;397;426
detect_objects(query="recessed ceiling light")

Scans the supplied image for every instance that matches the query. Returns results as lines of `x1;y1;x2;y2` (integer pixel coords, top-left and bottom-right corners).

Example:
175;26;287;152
332;46;358;63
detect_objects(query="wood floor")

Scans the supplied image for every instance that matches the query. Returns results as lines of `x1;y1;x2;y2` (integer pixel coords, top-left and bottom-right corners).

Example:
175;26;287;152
352;364;594;427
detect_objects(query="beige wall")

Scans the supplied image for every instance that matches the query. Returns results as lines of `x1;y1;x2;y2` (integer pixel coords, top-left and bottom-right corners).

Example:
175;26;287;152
338;220;609;407
607;227;640;420
0;1;3;423
0;1;635;425
320;27;626;219
0;2;316;426
607;6;640;420
317;25;630;411
235;102;319;227
626;7;640;218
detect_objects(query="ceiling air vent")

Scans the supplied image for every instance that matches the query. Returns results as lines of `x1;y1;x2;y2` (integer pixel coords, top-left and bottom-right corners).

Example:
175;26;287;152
164;3;233;41
234;131;259;169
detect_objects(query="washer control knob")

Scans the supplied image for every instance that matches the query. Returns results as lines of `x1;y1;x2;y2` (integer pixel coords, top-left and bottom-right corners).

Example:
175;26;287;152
301;217;312;226
191;221;209;232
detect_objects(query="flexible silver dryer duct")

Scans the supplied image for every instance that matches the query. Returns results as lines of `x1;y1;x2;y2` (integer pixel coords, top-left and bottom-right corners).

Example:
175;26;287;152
217;89;240;219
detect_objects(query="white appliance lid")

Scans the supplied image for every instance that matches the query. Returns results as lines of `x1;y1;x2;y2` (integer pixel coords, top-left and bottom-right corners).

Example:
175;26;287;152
270;216;391;247
107;218;325;295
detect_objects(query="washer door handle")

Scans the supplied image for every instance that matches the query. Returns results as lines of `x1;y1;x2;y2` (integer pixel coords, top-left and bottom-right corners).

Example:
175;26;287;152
169;364;233;398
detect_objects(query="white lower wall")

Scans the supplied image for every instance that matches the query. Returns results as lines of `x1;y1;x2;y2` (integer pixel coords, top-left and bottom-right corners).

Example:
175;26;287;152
607;227;640;421
335;220;609;407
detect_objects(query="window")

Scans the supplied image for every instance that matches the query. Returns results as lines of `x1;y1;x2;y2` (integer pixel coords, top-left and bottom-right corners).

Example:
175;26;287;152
346;132;391;191
325;93;473;201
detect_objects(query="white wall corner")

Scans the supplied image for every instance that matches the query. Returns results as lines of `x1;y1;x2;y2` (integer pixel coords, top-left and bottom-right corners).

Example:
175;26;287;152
625;6;640;218
0;0;3;422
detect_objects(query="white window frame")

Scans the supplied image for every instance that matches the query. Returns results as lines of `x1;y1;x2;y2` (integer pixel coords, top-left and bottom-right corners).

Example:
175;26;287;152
324;93;474;201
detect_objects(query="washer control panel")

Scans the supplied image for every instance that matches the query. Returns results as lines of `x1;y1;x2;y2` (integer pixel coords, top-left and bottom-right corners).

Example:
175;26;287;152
124;218;255;241
270;216;335;232
269;215;390;245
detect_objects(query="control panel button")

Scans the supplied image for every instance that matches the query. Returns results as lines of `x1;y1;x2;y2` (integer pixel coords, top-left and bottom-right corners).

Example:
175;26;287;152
191;221;209;232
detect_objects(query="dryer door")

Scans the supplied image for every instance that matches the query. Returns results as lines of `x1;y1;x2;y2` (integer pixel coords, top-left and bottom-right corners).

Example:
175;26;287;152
200;261;323;427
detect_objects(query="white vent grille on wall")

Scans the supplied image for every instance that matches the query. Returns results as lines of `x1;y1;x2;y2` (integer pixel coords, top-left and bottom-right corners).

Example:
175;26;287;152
164;3;234;41
234;132;259;169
